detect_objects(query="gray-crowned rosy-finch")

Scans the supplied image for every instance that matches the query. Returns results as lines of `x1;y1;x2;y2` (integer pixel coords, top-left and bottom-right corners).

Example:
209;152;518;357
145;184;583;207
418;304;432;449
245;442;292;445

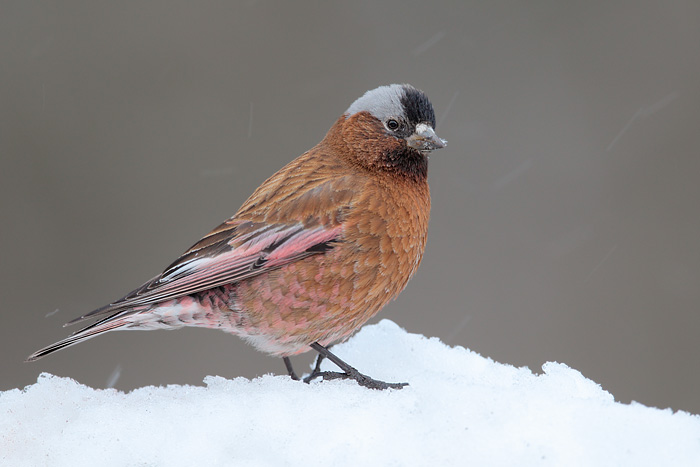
27;84;447;390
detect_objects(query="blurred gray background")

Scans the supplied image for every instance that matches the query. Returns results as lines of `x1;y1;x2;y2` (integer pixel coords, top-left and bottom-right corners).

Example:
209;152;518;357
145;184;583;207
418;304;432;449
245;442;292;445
2;1;699;413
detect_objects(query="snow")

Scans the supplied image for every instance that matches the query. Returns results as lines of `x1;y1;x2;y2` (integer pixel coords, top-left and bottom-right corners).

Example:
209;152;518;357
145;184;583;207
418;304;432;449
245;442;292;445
2;320;699;466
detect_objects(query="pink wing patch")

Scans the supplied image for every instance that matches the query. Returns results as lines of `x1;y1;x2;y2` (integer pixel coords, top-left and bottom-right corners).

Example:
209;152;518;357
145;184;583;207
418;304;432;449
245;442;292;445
66;222;343;325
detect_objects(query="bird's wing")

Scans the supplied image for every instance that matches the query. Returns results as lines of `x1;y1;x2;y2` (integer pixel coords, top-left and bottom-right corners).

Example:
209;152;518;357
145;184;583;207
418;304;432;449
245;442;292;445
65;219;343;326
65;150;359;327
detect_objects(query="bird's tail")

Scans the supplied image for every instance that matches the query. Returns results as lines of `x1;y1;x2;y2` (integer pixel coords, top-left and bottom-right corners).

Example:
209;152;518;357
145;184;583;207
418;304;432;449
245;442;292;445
25;311;142;362
26;292;235;362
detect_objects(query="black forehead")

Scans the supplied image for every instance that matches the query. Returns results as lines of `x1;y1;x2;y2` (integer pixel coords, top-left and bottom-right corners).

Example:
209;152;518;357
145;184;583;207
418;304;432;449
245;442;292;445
400;87;437;129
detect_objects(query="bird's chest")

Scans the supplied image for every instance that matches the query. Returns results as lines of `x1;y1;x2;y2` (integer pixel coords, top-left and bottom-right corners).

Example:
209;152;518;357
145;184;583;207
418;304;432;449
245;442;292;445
341;177;431;298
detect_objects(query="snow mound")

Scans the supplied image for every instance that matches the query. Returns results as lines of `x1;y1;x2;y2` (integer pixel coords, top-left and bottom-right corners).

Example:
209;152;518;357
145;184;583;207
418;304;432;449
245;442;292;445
2;320;699;466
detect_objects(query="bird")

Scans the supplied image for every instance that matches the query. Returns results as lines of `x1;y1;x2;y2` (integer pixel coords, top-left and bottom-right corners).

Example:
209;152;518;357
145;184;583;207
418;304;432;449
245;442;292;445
26;84;447;390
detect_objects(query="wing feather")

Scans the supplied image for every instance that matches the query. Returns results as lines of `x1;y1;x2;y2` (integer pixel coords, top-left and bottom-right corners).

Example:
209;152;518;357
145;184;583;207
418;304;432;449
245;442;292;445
65;154;360;327
65;222;342;326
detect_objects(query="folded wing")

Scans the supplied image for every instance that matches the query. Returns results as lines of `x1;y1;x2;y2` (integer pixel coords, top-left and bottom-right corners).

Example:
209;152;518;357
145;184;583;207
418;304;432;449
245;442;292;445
65;220;343;327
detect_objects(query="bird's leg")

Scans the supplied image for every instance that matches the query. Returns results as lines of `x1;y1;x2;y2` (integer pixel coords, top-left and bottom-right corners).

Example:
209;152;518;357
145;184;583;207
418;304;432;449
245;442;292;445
306;342;408;390
283;356;300;381
303;347;329;383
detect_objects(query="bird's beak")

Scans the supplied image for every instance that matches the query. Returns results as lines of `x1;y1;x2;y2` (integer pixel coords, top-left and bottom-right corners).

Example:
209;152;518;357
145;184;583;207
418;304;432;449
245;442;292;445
407;123;447;152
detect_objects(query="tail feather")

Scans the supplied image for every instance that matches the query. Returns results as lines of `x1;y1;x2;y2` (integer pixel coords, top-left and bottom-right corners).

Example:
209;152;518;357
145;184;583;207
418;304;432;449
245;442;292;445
26;291;233;362
25;315;131;362
66;310;132;337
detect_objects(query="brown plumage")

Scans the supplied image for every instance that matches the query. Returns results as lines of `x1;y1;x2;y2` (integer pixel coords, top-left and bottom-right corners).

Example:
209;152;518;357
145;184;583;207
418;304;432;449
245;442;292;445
27;84;446;390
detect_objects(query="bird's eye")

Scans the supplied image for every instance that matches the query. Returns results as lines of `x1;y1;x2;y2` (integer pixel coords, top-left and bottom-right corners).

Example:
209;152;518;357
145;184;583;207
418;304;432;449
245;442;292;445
386;119;400;131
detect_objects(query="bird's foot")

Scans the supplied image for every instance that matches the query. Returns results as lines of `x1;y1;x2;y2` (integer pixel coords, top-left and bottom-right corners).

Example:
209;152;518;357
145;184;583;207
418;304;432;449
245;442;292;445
305;369;408;390
306;342;408;390
302;349;327;383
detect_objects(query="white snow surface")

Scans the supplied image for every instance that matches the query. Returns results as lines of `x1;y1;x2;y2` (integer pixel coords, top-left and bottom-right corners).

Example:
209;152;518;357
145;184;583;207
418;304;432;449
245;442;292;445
3;320;700;466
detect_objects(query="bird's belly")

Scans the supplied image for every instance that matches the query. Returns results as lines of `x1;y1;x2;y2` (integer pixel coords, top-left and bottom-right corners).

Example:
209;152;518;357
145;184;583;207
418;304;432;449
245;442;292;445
230;246;409;357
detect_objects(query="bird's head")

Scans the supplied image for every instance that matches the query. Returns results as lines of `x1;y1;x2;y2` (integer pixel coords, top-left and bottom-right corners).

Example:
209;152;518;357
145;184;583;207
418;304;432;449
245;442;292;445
327;84;446;178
